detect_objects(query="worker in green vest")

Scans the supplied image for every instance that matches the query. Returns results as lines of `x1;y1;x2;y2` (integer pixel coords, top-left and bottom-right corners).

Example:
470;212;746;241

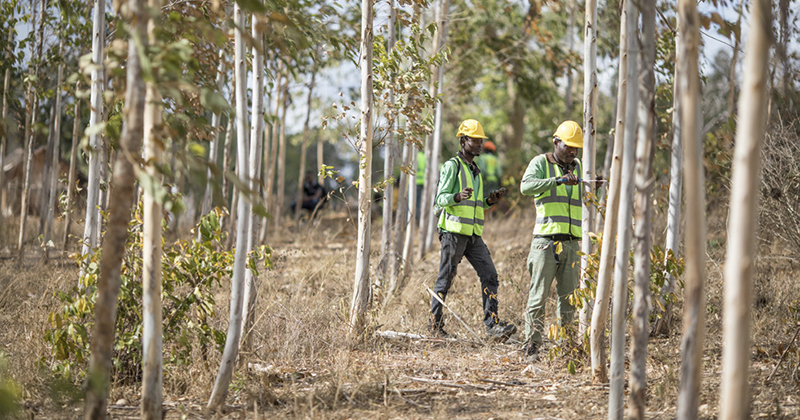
519;120;584;362
429;119;515;342
475;140;501;193
415;150;426;219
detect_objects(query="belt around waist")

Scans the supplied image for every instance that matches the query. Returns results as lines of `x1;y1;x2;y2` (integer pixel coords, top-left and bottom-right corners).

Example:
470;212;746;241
537;234;580;242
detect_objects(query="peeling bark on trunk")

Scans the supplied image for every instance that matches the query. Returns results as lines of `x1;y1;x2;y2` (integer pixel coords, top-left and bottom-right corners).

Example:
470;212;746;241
207;3;251;410
590;0;627;384
676;0;706;417
719;0;771;418
350;0;374;335
628;0;656;417
379;0;397;284
84;0;146;415
608;0;639;416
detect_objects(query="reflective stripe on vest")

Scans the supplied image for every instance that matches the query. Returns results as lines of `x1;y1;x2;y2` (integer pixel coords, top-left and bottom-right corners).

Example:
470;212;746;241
533;157;582;237
438;157;485;236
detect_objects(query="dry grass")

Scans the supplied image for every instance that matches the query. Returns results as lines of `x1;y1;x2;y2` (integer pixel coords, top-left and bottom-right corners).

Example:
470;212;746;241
0;202;799;419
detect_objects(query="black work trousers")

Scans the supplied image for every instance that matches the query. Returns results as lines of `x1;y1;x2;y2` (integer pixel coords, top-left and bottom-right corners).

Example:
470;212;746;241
430;231;500;330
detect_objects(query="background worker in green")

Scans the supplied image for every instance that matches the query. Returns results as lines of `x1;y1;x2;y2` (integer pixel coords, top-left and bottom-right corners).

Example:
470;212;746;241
519;120;584;362
429;119;515;341
475;140;502;193
415;150;426;219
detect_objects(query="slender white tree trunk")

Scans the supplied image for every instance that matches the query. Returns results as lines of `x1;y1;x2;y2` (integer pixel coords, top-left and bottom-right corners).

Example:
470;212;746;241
579;0;598;336
590;0;627;384
81;0;106;275
200;50;226;226
63;84;81;247
84;0;146;414
140;0;163;417
401;150;418;280
423;0;450;253
44;38;65;261
0;28;11;225
654;22;682;336
242;19;264;352
350;0;374;334
386;136;409;302
628;0;656;417
676;0;706;416
264;66;282;219
18;0;45;261
294;63;318;222
719;0;771;418
379;0;397;283
274;78;288;231
207;3;251;410
608;0;638;417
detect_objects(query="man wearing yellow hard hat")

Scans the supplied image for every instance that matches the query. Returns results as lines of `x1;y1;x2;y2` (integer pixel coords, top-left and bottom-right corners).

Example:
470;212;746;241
429;119;515;342
519;120;584;362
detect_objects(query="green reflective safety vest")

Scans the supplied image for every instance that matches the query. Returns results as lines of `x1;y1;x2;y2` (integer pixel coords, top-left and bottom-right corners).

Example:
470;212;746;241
438;157;485;236
416;151;426;186
476;153;499;183
533;157;582;237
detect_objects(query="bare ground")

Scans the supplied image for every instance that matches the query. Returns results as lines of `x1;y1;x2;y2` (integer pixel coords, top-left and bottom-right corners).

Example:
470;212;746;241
0;206;799;419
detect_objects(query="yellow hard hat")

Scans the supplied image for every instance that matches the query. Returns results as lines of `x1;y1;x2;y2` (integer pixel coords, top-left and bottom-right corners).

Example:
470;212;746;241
457;119;488;139
553;120;583;148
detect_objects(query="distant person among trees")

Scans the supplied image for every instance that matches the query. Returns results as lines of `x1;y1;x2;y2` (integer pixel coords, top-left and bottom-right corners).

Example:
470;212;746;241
428;119;514;342
415;149;426;219
475;140;501;193
291;172;327;214
519;120;584;363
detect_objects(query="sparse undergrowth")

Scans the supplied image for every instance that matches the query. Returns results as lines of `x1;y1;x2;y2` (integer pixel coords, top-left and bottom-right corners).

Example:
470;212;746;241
0;209;798;418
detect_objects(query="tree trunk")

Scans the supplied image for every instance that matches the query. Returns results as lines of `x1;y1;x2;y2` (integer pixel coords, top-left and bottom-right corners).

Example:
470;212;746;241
379;0;397;284
676;0;706;416
719;0;771;418
18;0;46;262
84;0;146;414
654;18;682;337
579;0;598;336
0;28;11;227
41;90;57;234
207;2;251;411
140;0;163;417
221;112;234;245
564;5;575;118
44;38;65;261
350;0;374;334
294;63;318;222
727;0;744;120
200;50;227;227
264;64;282;218
423;0;450;253
608;0;639;417
590;0;628;384
63;84;81;248
628;0;656;417
417;0;448;260
81;0;106;276
386;136;409;303
274;77;288;232
401;151;417;280
242;20;264;352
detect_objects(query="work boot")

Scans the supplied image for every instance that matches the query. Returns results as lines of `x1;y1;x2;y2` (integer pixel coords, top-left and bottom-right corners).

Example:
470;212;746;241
486;321;517;343
429;323;454;339
525;343;540;363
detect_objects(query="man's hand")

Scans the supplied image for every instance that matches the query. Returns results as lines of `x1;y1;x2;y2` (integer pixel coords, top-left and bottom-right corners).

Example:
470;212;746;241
454;187;473;202
557;173;580;186
487;187;507;205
